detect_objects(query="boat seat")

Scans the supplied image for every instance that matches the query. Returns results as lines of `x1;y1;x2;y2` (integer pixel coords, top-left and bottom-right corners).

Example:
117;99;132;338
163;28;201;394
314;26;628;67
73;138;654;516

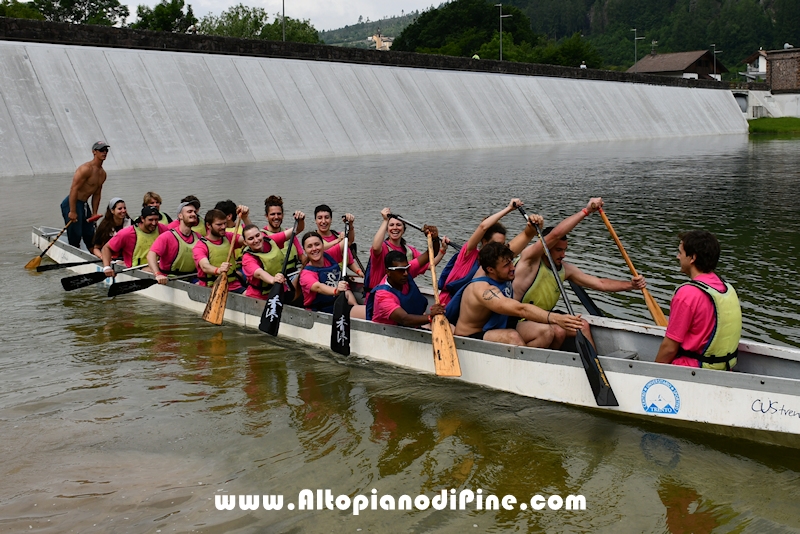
604;350;639;360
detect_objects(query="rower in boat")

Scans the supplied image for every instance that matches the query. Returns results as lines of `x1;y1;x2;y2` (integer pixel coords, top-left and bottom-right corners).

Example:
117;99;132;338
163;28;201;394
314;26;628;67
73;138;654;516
168;195;206;236
142;192;172;225
91;197;132;259
241;215;304;300
313;205;363;277
513;197;646;349
263;195;304;275
438;198;538;307
299;231;364;317
101;205;168;276
147;200;203;284
363;207;447;299
366;227;445;327
61;141;108;250
452;242;584;346
215;199;251;233
193;209;247;294
656;230;742;370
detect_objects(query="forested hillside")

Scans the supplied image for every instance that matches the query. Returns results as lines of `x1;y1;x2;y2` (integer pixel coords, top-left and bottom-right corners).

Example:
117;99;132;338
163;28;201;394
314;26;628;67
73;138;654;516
390;0;800;72
319;13;418;48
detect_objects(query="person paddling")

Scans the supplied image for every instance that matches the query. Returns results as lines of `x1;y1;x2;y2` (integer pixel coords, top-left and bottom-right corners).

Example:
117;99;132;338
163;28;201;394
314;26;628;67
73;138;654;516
241;213;304;300
453;242;583;346
263;195;304;274
366;226;445;327
513;198;646;349
193;209;248;294
438;198;538;307
92;197;132;258
314;205;363;277
656;230;741;370
101;205;169;275
147;200;203;284
364;207;448;298
299;231;364;316
61;141;109;249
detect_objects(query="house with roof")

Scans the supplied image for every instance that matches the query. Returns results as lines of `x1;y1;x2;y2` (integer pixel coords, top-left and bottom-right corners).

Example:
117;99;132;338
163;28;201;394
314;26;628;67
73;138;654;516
740;49;767;81
627;50;727;81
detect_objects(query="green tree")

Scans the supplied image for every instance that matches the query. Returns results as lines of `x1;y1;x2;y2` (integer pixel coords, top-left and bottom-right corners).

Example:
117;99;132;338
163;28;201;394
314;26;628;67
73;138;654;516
197;3;268;39
0;0;44;19
32;0;128;25
258;15;323;43
131;0;196;33
773;0;800;49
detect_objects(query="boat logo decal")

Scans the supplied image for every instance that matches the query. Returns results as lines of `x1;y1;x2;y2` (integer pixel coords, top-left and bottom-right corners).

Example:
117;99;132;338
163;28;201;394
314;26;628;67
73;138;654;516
641;379;681;414
335;316;349;344
266;294;282;321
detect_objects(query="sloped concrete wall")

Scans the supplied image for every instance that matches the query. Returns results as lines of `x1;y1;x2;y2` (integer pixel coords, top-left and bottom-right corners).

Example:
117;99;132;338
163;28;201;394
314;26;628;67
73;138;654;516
0;40;748;177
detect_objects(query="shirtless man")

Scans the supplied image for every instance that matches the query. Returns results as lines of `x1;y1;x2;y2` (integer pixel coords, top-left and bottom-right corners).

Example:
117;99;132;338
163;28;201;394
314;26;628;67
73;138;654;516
60;141;109;249
454;242;583;346
513;198;646;349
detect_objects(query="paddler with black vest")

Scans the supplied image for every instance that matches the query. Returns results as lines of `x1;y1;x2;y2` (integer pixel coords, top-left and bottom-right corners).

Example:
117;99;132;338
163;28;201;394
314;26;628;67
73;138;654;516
365;225;445;327
101;205;169;277
241;212;305;300
263;195;304;275
512;197;646;349
363;207;448;299
453;242;584;346
656;230;741;370
193;208;248;294
147;199;203;284
299;231;365;318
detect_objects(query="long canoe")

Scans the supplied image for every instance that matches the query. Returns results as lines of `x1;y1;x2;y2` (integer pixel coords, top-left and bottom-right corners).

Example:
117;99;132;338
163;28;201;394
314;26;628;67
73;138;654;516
31;227;800;449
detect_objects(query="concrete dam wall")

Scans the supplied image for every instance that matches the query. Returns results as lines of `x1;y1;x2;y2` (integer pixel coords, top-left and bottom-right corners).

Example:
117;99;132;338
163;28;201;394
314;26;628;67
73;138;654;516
0;40;748;177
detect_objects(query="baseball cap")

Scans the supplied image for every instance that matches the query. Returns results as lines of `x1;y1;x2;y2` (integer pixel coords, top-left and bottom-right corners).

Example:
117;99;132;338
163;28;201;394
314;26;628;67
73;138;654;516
92;141;110;151
108;197;124;210
141;206;161;218
177;200;200;213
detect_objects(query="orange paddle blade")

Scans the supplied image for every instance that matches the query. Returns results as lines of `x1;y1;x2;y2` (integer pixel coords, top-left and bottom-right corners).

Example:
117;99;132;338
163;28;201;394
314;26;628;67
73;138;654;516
25;256;43;270
202;275;229;325
431;315;461;377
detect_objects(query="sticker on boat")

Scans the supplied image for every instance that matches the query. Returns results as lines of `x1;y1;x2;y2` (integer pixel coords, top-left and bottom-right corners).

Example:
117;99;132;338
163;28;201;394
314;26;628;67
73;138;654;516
641;379;681;414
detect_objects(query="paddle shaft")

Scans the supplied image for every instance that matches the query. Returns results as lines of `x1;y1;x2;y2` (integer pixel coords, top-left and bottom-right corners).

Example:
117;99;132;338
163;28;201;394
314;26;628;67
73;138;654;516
35;221;71;258
427;232;461;377
109;272;196;297
349;243;366;275
339;217;350;283
37;259;102;272
598;208;668;327
391;215;462;252
427;234;443;305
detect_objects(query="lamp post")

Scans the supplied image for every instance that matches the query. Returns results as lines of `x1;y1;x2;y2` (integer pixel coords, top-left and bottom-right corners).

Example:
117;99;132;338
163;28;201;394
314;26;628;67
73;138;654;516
630;28;644;71
282;0;285;42
494;4;512;61
711;43;722;81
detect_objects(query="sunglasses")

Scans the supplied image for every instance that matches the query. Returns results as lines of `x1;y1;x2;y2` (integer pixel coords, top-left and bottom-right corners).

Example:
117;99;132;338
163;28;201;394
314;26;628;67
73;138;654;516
98;148;109;153
387;265;410;272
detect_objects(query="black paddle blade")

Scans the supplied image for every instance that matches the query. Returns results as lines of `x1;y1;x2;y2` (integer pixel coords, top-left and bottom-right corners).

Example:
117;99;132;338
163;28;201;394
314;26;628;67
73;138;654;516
569;281;605;317
61;270;107;291
259;284;285;336
108;278;158;297
38;259;102;272
330;293;351;356
575;331;618;406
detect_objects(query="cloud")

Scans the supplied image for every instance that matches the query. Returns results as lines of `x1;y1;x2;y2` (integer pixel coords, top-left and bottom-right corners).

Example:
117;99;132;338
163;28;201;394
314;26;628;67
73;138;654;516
128;0;435;31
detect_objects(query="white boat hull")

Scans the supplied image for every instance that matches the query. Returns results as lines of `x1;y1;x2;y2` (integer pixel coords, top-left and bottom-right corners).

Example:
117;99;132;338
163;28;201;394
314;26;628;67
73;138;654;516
32;227;800;448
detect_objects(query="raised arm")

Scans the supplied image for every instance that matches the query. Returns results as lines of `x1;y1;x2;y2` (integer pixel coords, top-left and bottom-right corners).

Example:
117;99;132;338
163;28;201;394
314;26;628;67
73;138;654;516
372;208;391;253
546;197;604;246
508;212;544;255
465;198;522;252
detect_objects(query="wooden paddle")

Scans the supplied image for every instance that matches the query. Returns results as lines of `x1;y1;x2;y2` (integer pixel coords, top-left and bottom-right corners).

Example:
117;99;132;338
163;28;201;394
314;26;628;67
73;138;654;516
37;259;103;272
427;233;462;377
598;208;668;327
62;263;146;291
202;218;242;325
260;218;300;336
390;214;462;252
108;272;197;298
26;222;72;269
517;205;618;407
330;217;352;356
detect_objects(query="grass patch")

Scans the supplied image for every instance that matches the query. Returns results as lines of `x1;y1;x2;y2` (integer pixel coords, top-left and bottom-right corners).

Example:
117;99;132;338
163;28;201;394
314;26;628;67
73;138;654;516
748;117;800;134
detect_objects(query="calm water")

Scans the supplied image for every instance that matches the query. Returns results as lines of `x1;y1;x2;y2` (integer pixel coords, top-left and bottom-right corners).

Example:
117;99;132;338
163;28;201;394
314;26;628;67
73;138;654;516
2;135;800;532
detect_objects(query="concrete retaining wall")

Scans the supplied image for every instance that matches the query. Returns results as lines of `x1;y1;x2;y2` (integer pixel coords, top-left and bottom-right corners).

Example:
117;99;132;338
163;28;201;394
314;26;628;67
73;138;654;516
0;40;748;177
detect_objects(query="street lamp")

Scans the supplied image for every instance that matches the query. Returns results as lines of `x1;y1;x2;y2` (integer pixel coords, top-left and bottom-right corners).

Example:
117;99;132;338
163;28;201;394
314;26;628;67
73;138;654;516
494;4;512;61
282;0;285;41
631;28;645;71
711;43;723;81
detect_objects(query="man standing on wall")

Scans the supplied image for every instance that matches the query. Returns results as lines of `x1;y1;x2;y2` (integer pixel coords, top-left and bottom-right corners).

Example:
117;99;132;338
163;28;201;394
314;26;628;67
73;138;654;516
60;141;109;249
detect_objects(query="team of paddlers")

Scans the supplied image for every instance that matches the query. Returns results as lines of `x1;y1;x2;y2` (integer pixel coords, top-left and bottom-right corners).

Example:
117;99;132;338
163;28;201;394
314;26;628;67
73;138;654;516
61;142;743;372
